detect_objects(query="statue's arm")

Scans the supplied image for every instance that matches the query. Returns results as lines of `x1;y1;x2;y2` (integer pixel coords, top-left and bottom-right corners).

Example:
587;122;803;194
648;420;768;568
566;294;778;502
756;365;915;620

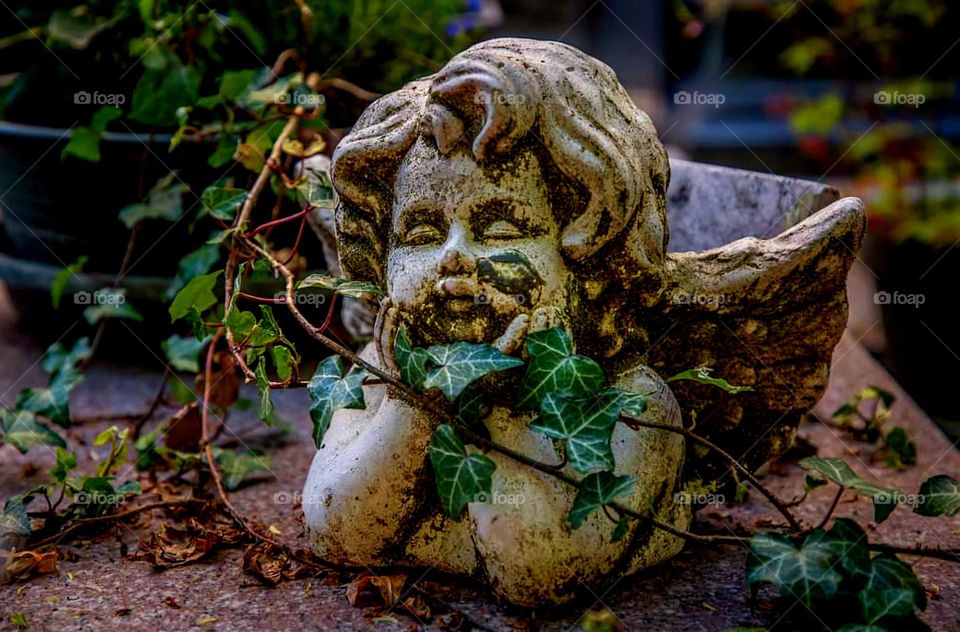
467;365;686;605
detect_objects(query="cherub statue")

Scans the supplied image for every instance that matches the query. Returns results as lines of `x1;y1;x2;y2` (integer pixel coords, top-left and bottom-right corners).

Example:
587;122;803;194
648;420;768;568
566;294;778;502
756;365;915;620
302;38;864;606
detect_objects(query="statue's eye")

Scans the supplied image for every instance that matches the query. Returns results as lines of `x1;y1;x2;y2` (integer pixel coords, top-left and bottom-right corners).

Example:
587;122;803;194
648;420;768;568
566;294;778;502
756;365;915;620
483;219;524;240
403;224;442;245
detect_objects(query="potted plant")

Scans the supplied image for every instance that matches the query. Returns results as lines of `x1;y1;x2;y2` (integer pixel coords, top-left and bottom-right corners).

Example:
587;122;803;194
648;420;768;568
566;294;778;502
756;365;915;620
0;0;477;338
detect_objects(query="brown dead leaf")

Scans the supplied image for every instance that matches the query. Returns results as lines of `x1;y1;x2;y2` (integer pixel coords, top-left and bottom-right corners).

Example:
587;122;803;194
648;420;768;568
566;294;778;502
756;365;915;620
2;550;58;584
163;596;181;609
369;574;407;607
346;574;380;608
243;543;287;586
163;403;202;451
398;594;431;621
132;517;242;569
114;608;131;617
195;352;240;410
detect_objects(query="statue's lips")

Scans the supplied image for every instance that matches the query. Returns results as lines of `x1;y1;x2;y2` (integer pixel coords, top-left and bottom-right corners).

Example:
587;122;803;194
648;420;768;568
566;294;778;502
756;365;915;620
436;277;481;314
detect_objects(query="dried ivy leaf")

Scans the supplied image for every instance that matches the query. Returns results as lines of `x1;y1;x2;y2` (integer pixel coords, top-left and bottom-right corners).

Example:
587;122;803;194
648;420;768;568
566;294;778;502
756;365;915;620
0;409;66;453
429;424;495;517
307;356;366;448
914;475;960;517
799;457;900;523
395;326;429;391
568;471;636;528
530;389;624;473
423;342;524;401
517;327;605;409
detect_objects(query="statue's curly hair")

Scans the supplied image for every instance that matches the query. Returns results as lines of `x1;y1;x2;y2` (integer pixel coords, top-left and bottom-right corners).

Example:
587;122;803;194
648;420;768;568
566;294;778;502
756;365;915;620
332;38;670;356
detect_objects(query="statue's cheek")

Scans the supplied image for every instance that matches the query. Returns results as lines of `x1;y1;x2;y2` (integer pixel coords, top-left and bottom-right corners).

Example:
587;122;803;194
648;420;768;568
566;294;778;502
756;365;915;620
386;249;440;308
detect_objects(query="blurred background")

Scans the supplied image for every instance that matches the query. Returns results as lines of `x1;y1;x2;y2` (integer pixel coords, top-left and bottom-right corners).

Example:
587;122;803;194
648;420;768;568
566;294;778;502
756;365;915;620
1;0;958;437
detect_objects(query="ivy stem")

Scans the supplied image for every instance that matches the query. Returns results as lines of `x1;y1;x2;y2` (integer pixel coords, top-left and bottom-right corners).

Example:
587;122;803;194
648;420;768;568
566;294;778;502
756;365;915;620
249;207;311;236
813;486;846;532
237;291;287;304
622;417;802;532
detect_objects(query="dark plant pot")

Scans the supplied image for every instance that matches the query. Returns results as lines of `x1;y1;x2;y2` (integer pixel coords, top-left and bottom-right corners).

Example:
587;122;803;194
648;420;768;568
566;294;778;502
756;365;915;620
871;238;960;439
0;121;216;349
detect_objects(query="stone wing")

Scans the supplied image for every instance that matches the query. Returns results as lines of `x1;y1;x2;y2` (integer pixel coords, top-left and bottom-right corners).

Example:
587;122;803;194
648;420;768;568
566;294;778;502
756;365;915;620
640;197;866;482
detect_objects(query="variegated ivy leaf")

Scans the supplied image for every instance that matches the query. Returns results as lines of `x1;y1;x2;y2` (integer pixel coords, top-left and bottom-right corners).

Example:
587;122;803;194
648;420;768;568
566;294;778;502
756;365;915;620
307;356;367;448
568;471;637;528
423;342;524;401
619;390;648;418
429;424;495;517
914;474;960;517
516;327;605;409
800;457;901;523
0;409;66;454
746;532;843;609
298;274;384;298
16;383;71;426
0;494;34;537
529;388;625;473
395;326;429;390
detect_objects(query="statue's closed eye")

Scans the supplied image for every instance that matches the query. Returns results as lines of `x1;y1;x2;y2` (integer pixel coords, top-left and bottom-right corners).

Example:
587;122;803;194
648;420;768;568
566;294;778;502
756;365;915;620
403;224;443;246
483;219;524;240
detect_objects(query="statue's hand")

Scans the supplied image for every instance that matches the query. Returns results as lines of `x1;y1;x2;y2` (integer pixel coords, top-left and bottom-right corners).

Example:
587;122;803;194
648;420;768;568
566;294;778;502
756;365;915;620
493;305;570;359
374;298;401;375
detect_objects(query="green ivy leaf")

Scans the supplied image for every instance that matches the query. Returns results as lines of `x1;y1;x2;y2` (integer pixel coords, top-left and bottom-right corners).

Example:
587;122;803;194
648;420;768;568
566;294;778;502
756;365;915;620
860;588;915;624
165;242;221;300
271;346;295;383
16;383;71;426
746;532;843;608
394;326;429;390
83;289;144;325
821;518;871;577
170;271;221;322
0;495;33;537
568;471;636;528
61;126;105;162
799;457;900;523
619;390;648;418
428;424;495;517
51;446;78;483
162;334;209;373
307;356;366;448
254;358;276;425
92;425;129;476
530;389;624;473
666;365;753;393
516;327;605;409
914;475;960;517
200;186;247;222
423;342;524;401
129;63;200;127
298;274;384;298
455;386;491;438
882;427;916;469
212;448;271;491
51;256;88;309
611;519;631;542
862;554;927;611
118;173;186;228
41;338;91;377
0;409;66;453
224;305;257;340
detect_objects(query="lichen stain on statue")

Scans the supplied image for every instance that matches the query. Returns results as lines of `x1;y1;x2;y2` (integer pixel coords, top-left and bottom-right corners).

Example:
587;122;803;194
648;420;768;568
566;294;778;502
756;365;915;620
302;38;865;606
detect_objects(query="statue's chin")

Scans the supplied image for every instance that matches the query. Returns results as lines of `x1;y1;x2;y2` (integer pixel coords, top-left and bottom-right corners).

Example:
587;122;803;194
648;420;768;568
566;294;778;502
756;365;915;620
408;300;517;347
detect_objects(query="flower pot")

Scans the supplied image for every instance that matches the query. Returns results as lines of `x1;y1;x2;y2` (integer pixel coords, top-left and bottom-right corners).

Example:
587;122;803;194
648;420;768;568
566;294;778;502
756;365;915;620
870;237;960;439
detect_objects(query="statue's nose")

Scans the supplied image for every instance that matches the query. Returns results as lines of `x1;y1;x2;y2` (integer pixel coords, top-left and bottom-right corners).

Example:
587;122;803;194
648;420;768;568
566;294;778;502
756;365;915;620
437;226;476;276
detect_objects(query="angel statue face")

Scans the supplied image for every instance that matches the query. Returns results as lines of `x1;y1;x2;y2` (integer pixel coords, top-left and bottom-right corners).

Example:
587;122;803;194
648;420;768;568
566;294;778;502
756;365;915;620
306;37;864;607
387;141;573;347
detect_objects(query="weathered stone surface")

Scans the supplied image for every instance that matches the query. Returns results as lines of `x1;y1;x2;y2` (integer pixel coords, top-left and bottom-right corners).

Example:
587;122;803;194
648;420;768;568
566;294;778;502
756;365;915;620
302;37;866;605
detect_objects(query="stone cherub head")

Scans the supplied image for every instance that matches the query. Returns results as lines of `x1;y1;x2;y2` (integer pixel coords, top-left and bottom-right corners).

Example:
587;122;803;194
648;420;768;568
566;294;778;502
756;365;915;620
303;38;864;606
